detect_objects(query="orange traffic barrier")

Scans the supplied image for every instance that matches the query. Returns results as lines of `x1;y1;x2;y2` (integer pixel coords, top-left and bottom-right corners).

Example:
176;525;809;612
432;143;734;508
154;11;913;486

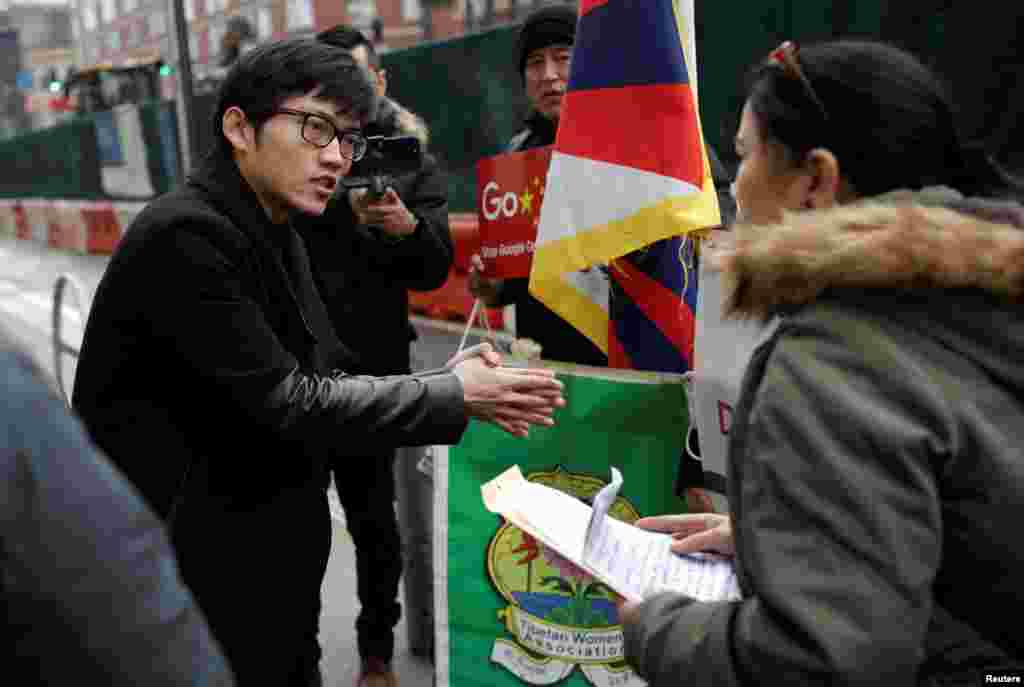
449;212;480;274
0;199;18;238
407;213;507;328
82;201;122;254
12;201;29;240
114;202;146;240
21;199;51;244
50;200;89;253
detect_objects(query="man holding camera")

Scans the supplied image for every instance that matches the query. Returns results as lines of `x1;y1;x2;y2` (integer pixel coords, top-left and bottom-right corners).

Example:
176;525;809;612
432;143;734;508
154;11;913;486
296;25;452;687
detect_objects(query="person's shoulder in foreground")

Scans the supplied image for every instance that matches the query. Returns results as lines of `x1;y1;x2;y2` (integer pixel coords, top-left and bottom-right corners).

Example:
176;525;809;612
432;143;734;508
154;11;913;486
0;334;234;686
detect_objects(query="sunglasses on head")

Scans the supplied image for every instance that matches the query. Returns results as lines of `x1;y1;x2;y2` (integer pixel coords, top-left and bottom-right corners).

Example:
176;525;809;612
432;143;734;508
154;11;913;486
768;41;829;121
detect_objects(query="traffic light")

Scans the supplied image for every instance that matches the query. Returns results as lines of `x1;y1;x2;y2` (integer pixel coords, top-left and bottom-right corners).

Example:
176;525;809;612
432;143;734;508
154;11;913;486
159;64;173;77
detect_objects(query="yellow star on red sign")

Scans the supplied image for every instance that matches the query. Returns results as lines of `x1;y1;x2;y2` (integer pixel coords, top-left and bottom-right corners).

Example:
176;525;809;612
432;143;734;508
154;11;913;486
519;189;535;215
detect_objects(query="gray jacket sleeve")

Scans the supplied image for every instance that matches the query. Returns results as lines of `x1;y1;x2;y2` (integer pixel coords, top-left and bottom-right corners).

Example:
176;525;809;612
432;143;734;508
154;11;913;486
0;348;234;685
625;305;946;686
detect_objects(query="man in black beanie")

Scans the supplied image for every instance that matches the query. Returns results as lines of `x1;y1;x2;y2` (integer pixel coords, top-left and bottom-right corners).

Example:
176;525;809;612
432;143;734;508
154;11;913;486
513;4;576;139
470;3;608;367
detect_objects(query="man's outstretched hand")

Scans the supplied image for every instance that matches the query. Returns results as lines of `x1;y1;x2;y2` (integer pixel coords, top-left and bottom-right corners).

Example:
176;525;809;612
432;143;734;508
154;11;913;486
449;344;565;437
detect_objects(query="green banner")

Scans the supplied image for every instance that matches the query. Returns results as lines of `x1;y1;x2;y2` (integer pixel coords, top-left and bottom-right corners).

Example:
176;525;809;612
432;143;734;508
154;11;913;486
436;368;689;687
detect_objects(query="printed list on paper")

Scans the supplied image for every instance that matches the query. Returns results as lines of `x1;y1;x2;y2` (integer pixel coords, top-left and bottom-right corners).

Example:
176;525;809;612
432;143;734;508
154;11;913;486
481;465;742;604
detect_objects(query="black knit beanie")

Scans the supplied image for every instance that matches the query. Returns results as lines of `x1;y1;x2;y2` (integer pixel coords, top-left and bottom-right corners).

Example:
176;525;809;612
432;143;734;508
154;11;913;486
517;5;578;78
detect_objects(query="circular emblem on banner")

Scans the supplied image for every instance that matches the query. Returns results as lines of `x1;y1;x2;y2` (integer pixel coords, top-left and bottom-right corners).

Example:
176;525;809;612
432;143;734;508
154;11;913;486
485;466;646;686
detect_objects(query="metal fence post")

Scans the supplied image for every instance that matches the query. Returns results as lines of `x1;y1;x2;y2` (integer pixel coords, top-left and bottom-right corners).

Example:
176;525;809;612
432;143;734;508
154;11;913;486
52;273;88;405
392;337;442;659
167;0;199;176
394;444;435;658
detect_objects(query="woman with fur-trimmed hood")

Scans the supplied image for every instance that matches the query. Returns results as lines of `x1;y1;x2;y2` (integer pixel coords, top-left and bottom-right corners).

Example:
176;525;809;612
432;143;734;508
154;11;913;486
617;40;1024;685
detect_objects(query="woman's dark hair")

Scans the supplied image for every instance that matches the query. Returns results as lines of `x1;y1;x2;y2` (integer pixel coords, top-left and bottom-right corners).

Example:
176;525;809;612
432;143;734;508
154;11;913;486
745;40;1022;200
210;37;377;162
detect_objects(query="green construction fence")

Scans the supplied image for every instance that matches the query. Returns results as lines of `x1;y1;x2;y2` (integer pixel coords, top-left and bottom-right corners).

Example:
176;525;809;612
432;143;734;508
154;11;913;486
1;2;1020;207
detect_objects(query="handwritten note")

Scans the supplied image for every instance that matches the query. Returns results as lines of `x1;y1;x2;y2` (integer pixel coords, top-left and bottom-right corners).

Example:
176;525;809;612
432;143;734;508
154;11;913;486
482;466;742;604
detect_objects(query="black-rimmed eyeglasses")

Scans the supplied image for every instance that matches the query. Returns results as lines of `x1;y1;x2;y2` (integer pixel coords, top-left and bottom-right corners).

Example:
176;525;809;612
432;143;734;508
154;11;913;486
271;108;368;160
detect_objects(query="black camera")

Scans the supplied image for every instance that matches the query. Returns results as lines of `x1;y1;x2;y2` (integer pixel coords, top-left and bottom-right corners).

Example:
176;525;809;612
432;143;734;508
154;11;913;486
340;135;423;199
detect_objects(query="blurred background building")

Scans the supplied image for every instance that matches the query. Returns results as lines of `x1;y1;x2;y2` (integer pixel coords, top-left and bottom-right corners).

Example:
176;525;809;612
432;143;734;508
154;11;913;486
2;0;1018;178
1;0;574;138
1;0;75;135
0;0;576;139
66;0;565;75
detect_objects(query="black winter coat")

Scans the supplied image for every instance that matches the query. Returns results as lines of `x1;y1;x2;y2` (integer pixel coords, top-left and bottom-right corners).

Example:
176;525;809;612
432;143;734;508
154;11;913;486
71;155;468;684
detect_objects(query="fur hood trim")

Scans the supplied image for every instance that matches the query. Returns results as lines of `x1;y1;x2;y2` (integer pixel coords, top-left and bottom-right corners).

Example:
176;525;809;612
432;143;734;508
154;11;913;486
715;188;1024;320
377;96;430;146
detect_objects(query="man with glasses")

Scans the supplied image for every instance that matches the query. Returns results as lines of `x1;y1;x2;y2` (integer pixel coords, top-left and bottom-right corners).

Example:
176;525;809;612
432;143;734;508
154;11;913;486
296;24;453;687
72;38;565;687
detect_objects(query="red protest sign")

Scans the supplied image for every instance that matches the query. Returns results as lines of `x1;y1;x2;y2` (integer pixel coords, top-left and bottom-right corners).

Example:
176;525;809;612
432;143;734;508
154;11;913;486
475;146;552;279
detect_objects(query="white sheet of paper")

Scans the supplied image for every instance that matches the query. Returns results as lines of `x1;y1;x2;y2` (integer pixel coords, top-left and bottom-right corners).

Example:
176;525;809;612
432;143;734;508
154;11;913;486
584;513;741;602
584;466;623;552
583;467;740;602
482;466;742;604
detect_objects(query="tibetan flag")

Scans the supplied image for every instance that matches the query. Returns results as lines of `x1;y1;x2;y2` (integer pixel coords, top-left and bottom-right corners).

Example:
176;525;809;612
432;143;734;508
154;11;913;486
529;0;721;373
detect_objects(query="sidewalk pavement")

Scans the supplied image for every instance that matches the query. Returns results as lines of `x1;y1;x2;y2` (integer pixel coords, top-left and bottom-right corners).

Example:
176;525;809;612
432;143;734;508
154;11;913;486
322;498;436;687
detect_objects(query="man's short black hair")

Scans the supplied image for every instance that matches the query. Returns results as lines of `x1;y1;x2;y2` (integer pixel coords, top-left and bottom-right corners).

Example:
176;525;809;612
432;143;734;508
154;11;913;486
317;24;380;70
210;37;377;161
